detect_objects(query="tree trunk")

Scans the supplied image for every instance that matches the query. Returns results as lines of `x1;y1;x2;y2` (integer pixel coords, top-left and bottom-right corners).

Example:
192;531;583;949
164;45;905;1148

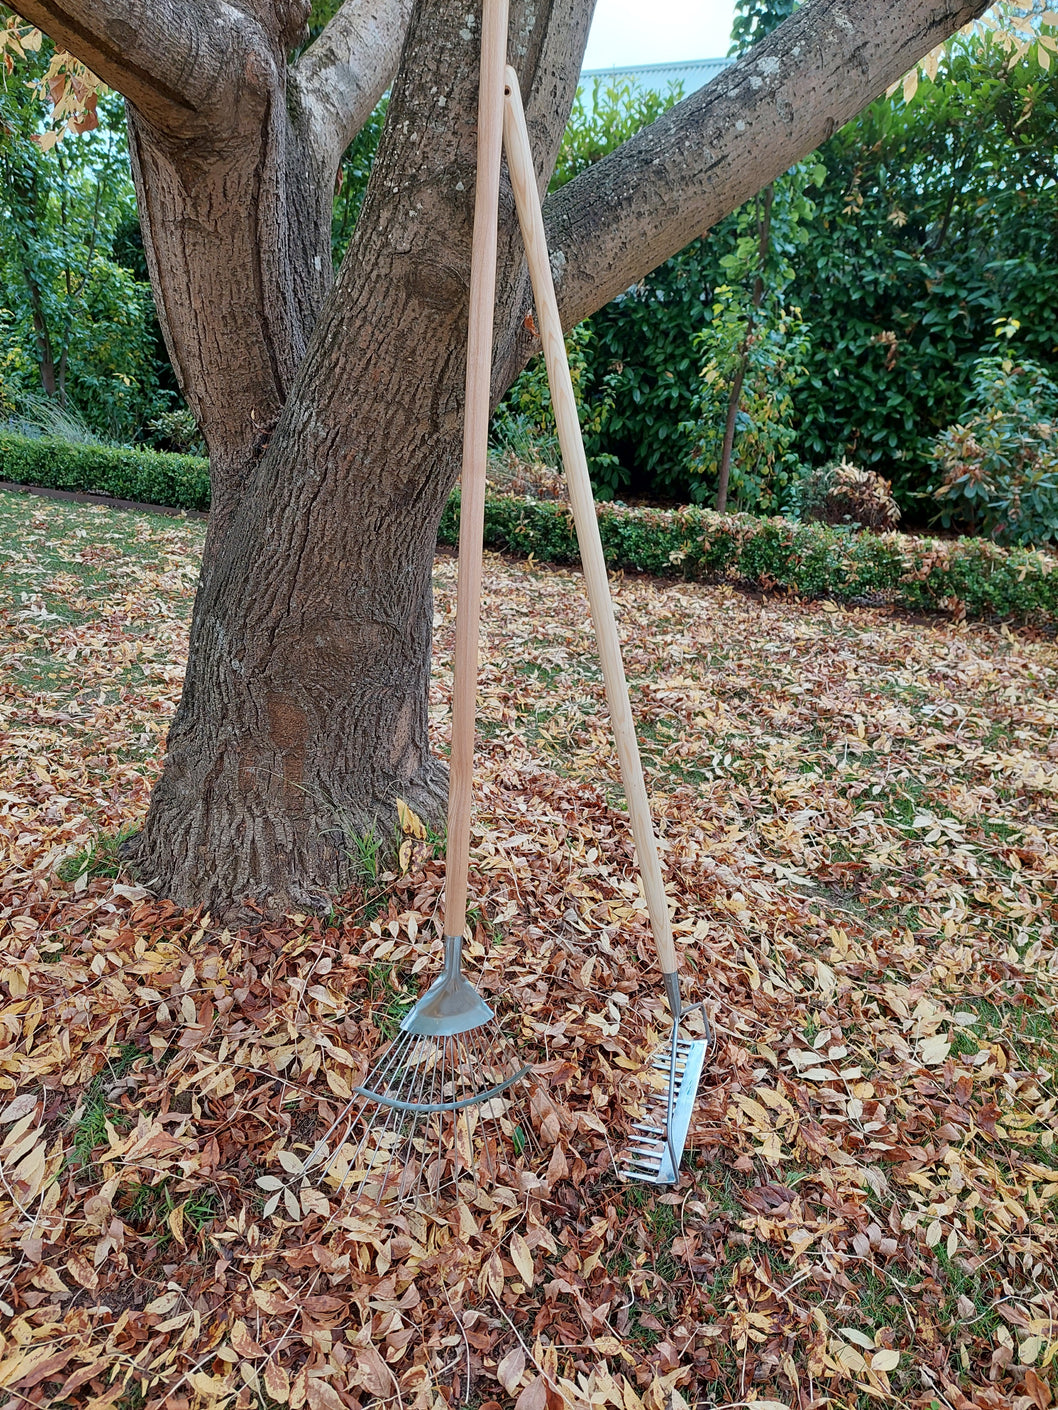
21;0;989;917
716;184;774;513
126;0;587;917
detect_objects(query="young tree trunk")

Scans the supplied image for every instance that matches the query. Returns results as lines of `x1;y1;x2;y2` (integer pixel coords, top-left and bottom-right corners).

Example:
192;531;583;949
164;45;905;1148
716;184;774;513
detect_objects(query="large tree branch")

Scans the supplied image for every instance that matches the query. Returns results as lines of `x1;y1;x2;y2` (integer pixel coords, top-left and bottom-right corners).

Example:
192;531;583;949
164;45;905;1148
543;0;990;330
290;0;413;174
14;0;275;136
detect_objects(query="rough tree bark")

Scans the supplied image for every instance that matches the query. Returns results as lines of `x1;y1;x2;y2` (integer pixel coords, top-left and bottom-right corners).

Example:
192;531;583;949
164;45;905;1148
21;0;988;917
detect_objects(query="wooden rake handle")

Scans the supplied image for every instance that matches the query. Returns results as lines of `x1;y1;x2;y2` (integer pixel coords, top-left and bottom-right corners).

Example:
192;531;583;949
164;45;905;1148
501;70;681;992
443;0;510;941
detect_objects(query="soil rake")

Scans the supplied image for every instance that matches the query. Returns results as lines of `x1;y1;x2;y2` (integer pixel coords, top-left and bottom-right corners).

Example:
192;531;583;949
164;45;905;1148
501;70;711;1183
304;5;708;1208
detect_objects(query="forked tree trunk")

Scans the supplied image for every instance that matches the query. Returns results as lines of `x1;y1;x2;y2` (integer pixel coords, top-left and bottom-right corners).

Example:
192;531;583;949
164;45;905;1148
126;0;585;916
19;0;989;917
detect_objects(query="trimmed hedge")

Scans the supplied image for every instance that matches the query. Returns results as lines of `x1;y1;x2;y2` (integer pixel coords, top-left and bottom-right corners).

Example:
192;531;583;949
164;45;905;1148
0;430;209;511
1;430;1053;624
439;491;1058;626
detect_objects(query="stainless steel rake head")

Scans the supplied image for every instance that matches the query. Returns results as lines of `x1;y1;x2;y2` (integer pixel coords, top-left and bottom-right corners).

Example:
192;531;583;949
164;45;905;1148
618;973;711;1186
303;936;533;1208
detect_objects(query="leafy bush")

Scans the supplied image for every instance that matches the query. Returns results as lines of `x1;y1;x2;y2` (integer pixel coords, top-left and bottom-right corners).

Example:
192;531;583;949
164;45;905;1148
796;459;901;531
932;356;1058;545
147;407;206;456
683;288;812;511
438;489;1057;625
0;430;209;510
517;24;1058;508
0;69;168;443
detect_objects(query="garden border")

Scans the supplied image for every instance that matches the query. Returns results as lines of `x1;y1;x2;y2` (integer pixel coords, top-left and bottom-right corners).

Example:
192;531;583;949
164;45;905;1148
2;430;1054;626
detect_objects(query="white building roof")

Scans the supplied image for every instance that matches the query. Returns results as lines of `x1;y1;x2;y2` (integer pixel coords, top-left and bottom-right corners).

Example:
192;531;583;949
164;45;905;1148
579;57;733;98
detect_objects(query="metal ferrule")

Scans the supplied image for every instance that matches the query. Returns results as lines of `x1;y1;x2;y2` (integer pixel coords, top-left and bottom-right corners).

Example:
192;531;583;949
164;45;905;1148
400;935;495;1037
663;970;682;1021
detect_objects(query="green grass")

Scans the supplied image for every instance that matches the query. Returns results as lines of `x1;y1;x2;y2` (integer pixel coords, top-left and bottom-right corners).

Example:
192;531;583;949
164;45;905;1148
119;1177;219;1242
366;962;419;1038
69;1042;144;1168
57;824;139;883
0;490;201;622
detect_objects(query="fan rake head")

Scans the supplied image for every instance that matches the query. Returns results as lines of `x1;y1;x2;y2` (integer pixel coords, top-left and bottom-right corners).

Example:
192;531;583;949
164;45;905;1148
301;937;534;1208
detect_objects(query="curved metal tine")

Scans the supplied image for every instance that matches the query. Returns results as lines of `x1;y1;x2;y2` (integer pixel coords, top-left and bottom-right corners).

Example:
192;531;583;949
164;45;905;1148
377;1033;443;1204
354;1041;416;1204
426;1036;450;1203
665;1024;680;1181
379;1029;436;1201
466;1025;493;1185
311;1029;413;1188
326;1028;419;1196
400;1025;445;1204
472;1024;508;1185
470;1024;500;1188
352;1035;422;1204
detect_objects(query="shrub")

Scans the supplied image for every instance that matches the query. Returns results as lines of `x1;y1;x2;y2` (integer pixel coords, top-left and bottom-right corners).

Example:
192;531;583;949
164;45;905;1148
439;489;1056;625
147;407;206;456
796;459;901;531
931;356;1058;545
0;430;209;510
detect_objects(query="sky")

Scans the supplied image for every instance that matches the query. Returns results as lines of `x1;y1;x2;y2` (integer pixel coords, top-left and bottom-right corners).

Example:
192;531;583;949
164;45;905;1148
583;0;736;68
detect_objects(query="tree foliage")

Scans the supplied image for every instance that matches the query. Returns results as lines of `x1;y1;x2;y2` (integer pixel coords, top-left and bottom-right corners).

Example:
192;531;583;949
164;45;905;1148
498;14;1058;519
0;19;167;440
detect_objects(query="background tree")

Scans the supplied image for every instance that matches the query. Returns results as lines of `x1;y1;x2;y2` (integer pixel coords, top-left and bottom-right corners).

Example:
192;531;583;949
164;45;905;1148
0;23;164;440
710;0;799;511
11;0;988;917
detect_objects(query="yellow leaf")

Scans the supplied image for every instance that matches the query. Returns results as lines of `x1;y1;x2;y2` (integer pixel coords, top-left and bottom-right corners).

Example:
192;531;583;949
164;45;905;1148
903;69;919;104
871;1349;900;1372
1020;1335;1042;1366
325;1068;352;1100
395;798;427;839
839;1327;876;1350
919;1034;951;1066
510;1231;534;1288
834;1341;867;1373
168;1202;186;1248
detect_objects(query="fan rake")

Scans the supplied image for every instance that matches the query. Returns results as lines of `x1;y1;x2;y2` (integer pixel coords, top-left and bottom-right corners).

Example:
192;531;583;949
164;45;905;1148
296;937;534;1207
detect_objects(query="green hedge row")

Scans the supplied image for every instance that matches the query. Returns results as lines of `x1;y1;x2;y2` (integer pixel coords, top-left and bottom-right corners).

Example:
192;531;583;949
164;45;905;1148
0;430;210;511
439;490;1058;626
2;430;1054;624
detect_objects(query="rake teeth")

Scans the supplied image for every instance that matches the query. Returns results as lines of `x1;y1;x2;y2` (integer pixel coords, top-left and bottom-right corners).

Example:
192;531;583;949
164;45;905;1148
306;1022;534;1210
617;1033;708;1186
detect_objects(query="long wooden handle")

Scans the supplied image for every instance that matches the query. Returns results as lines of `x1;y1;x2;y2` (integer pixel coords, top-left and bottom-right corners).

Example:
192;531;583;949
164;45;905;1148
443;0;509;940
501;70;680;984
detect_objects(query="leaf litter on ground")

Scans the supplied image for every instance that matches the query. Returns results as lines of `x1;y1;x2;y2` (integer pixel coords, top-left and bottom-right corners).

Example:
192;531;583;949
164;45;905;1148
0;487;1057;1410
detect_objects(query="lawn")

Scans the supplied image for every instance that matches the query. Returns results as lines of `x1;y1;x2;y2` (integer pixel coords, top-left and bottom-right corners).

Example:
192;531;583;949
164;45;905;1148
0;485;1057;1410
